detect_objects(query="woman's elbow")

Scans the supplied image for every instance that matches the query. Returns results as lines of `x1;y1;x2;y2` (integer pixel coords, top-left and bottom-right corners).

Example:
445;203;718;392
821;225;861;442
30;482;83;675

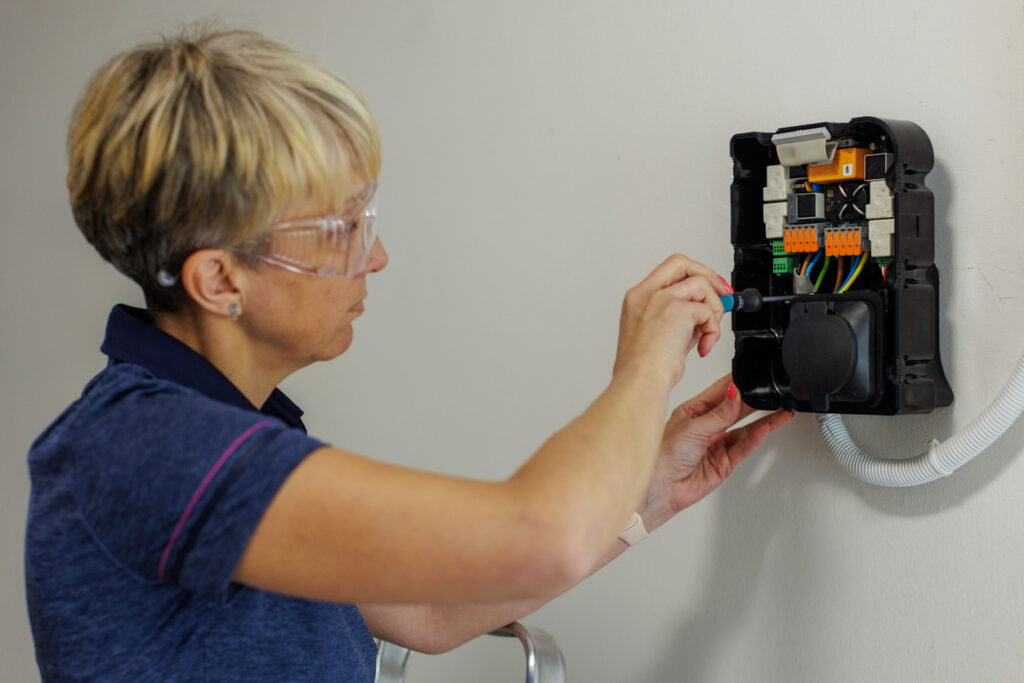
498;516;602;597
406;635;467;656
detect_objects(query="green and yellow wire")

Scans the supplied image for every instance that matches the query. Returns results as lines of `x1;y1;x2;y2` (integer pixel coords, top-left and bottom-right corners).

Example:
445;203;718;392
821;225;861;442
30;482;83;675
813;256;831;292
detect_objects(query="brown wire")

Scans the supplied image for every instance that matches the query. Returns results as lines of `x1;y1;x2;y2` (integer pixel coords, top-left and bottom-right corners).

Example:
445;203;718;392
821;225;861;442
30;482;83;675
834;256;845;292
801;252;813;276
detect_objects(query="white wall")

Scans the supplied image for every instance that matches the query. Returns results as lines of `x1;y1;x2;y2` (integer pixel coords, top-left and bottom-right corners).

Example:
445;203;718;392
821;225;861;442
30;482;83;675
2;1;1022;681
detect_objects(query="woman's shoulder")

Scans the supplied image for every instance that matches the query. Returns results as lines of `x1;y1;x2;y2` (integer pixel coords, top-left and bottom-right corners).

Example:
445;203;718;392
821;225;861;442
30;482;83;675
88;361;262;421
30;362;290;473
84;361;195;400
29;363;173;455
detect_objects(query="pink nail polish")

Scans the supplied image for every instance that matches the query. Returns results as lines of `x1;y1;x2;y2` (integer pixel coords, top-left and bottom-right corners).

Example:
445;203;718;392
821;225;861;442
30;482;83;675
719;275;734;294
727;382;738;401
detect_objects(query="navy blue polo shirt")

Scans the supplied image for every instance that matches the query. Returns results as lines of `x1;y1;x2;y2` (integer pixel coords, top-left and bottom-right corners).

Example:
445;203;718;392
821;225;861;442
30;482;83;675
25;305;377;682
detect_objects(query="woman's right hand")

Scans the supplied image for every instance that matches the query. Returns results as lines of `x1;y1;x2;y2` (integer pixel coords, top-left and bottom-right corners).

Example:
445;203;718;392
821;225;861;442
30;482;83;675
613;254;731;386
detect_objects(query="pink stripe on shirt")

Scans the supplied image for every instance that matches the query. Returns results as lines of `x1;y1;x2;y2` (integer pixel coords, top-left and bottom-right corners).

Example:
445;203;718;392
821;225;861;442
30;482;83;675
158;420;274;581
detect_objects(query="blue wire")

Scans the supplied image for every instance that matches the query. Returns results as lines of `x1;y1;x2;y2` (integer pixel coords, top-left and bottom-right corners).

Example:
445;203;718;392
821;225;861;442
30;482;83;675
807;247;824;275
837;253;864;292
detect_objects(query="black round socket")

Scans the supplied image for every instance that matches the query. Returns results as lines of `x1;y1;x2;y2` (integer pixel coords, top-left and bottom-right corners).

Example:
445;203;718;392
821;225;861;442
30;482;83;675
782;310;857;409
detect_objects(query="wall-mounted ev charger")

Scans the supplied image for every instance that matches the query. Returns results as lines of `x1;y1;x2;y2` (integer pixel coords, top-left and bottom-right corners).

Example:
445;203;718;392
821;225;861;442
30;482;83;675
727;117;1024;487
729;117;953;415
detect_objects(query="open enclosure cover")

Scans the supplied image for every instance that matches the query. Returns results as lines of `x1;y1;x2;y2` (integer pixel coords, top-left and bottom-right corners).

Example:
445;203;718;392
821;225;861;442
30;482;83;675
729;117;953;415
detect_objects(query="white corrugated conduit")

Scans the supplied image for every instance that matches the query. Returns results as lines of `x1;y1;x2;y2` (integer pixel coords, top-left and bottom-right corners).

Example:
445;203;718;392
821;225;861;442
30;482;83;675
816;348;1024;487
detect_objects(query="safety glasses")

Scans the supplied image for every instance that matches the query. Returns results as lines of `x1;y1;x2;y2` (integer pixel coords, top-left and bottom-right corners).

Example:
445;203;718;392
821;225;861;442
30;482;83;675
234;182;378;278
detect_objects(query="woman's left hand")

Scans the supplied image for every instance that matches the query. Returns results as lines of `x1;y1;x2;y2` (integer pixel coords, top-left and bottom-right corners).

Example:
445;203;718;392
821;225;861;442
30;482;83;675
638;374;795;532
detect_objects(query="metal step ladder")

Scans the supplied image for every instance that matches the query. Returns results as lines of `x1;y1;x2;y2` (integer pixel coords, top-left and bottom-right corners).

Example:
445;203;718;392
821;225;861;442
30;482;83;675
375;622;566;683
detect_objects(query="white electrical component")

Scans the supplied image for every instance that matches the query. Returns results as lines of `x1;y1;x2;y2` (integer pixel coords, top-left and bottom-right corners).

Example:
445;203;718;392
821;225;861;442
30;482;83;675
770;127;837;166
763;165;788;202
868;218;895;257
865;179;893;219
763;201;787;238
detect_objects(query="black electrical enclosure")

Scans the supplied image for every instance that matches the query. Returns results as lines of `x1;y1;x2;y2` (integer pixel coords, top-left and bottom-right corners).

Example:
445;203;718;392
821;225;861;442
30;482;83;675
729;117;953;414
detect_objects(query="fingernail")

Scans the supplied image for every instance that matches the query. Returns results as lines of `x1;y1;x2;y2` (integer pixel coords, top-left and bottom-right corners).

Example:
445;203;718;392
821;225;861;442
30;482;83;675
727;382;738;401
719;275;734;294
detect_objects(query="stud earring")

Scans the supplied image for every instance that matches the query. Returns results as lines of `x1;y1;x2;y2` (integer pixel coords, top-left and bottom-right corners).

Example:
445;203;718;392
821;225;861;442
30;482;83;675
229;301;241;322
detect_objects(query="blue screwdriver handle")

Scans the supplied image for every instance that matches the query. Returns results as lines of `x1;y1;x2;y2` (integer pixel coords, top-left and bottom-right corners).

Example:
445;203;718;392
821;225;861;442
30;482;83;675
720;289;765;313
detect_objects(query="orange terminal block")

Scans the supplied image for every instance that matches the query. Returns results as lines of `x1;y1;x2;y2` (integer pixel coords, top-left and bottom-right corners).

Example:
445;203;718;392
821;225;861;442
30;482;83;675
783;225;820;253
825;227;863;256
846;227;863;255
805;226;818;251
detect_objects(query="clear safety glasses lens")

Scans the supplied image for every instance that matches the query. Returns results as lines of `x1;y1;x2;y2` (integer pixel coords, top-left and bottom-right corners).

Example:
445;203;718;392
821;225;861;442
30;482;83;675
237;186;378;278
343;191;378;276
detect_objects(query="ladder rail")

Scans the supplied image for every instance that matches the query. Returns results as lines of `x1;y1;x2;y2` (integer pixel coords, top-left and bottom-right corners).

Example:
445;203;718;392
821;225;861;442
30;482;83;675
375;621;566;683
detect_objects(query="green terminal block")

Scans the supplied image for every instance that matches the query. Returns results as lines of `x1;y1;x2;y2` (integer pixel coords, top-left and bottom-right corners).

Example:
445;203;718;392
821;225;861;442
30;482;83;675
873;256;893;268
773;256;797;274
771;240;786;256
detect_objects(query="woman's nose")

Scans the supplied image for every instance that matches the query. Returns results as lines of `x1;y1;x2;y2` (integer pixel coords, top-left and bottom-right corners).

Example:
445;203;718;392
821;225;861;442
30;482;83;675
366;236;388;274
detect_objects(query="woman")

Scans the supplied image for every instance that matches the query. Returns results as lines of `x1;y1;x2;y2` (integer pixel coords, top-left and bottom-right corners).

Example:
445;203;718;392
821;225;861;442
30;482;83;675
25;28;793;681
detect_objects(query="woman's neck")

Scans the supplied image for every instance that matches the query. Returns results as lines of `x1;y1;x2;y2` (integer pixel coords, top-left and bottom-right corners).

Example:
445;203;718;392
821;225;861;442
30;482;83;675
152;307;297;409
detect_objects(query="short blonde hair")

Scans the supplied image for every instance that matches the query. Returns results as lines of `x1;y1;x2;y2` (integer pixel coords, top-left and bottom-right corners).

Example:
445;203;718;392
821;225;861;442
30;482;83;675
67;28;381;310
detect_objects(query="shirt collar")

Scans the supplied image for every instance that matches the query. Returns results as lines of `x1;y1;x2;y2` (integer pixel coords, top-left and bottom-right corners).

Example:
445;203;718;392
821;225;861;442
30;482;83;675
100;304;307;431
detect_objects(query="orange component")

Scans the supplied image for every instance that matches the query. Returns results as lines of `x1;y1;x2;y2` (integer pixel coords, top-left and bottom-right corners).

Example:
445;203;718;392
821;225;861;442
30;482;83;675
783;225;820;253
825;228;863;256
808;147;869;184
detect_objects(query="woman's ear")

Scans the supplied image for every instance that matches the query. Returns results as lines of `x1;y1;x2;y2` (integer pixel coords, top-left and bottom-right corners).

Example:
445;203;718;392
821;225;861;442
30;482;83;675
180;250;249;320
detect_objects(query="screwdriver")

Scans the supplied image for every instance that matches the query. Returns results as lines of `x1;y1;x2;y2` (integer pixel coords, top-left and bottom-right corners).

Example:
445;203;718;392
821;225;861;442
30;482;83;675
719;288;797;313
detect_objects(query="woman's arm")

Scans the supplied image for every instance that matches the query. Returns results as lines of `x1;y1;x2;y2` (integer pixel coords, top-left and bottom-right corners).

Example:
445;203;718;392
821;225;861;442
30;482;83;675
358;543;622;655
232;255;729;605
356;536;628;654
231;366;667;604
358;375;794;653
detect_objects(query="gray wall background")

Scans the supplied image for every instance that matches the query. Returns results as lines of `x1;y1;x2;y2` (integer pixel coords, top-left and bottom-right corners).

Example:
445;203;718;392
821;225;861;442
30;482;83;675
3;1;1023;681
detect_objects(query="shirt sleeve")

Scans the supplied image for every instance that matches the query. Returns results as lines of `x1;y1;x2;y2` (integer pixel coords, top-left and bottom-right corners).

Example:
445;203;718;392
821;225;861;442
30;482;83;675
69;370;325;603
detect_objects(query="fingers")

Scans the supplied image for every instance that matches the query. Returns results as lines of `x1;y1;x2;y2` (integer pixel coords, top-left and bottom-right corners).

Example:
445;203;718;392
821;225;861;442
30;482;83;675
661;277;725;357
672;374;733;420
672;374;759;422
643;299;719;366
730;409;795;440
661;273;725;306
675;381;745;440
621;255;728;339
634;254;731;302
649;279;724;357
615;255;732;383
721;410;796;467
